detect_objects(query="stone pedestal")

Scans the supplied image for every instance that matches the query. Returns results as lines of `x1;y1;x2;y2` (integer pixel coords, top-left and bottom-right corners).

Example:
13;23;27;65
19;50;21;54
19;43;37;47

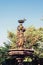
8;49;34;65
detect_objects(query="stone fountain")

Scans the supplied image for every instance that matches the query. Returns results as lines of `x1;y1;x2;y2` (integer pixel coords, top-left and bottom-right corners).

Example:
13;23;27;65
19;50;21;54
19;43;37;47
8;19;34;65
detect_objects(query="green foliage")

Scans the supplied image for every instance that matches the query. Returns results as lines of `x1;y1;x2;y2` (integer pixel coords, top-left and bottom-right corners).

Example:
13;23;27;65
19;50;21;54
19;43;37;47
24;57;32;62
25;26;43;58
0;42;10;64
8;31;17;49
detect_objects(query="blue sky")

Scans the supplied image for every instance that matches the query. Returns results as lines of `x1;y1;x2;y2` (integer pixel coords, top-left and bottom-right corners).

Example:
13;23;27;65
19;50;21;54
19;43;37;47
0;0;43;46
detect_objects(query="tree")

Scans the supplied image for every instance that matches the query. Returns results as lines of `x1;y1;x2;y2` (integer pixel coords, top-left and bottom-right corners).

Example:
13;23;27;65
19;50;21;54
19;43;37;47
0;42;10;64
8;31;17;49
25;26;43;58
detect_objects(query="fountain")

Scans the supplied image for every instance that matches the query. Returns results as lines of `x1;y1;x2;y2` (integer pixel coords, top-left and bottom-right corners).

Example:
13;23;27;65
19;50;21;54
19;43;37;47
8;19;34;65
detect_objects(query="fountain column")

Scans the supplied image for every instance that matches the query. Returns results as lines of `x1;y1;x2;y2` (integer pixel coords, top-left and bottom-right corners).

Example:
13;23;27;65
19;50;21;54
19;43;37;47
16;19;26;65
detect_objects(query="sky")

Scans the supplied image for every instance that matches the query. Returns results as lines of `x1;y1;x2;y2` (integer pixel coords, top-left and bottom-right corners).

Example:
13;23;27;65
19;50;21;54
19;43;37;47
0;0;43;46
